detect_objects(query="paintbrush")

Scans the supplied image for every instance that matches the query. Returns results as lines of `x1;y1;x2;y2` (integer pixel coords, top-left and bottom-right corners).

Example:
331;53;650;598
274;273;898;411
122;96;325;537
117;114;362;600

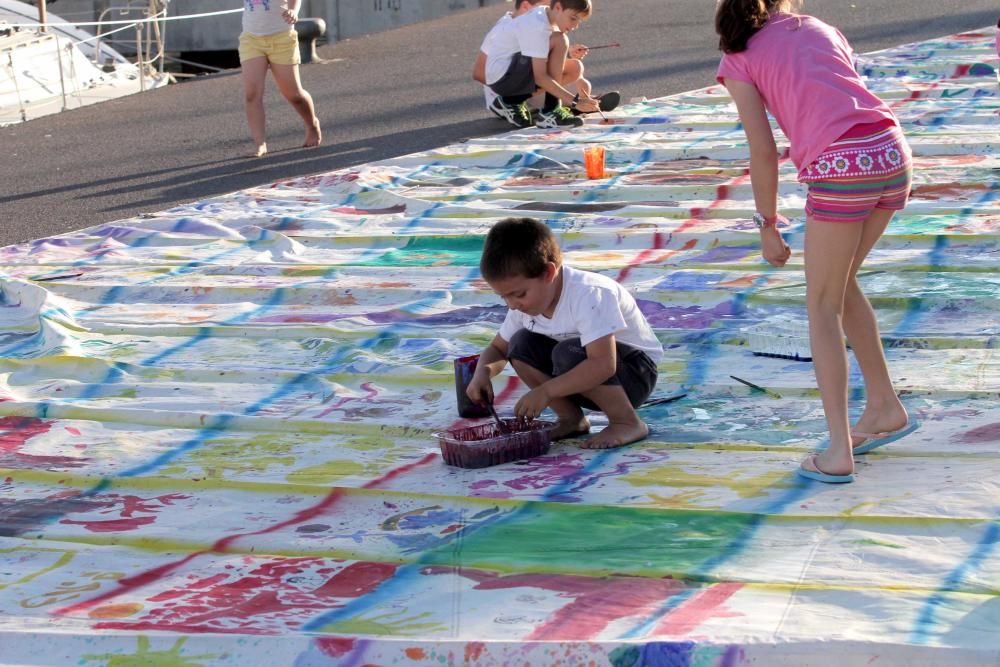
729;375;782;399
640;392;688;408
586;42;621;50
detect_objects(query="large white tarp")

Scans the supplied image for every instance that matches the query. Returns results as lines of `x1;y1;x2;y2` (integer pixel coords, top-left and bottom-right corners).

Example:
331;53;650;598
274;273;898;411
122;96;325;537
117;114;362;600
0;27;998;667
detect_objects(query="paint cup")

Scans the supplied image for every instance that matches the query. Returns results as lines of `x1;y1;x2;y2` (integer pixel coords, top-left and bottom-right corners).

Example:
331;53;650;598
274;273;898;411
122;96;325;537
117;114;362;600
454;354;490;418
583;146;606;179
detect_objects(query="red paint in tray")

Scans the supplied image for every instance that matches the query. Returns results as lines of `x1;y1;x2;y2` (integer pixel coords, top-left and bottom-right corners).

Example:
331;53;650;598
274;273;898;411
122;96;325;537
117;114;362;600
435;419;557;469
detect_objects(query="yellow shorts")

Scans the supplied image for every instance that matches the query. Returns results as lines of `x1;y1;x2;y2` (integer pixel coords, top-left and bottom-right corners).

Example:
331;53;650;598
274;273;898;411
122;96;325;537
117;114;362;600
238;29;300;66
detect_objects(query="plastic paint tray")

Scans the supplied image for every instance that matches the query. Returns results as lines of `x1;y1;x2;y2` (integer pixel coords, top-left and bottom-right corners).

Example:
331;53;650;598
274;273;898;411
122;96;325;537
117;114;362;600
743;319;813;361
435;419;557;469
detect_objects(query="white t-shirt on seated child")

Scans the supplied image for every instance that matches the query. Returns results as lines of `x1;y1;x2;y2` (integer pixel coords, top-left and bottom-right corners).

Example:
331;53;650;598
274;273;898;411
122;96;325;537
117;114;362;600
498;265;664;365
482;5;553;86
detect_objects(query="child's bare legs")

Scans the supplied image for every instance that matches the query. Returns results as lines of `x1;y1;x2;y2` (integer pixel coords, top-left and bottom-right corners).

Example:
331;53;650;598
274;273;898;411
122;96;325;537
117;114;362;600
241;56;270;157
802;204;911;475
270;63;321;147
841;207;908;442
802;217;866;476
509;359;590;440
561;58;590;97
578;384;648;449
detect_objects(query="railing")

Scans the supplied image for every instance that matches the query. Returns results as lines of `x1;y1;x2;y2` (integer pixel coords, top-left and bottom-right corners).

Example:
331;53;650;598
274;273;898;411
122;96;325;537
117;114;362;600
0;4;242;124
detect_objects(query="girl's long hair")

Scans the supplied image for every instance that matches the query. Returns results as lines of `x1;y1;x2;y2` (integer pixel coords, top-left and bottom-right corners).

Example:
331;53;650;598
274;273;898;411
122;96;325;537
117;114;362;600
715;0;787;53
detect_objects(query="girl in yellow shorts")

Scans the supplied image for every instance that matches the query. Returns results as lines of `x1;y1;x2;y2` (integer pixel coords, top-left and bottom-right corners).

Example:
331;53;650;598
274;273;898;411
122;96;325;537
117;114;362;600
239;0;321;157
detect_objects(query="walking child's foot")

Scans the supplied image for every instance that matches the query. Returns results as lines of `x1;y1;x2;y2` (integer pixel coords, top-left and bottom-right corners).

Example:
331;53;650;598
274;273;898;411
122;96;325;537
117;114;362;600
552;416;590;441
254;143;268;158
798;454;854;483
304;118;321;147
851;405;909;449
581;420;649;449
802;449;853;477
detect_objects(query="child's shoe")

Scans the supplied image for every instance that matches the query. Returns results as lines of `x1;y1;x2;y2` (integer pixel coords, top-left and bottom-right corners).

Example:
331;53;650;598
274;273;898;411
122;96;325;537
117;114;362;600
597;90;621;112
490;97;533;128
571;91;621;116
535;105;584;129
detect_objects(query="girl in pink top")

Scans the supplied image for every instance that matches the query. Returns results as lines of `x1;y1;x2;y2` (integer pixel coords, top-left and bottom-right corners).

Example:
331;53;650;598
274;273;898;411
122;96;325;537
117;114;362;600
716;0;914;484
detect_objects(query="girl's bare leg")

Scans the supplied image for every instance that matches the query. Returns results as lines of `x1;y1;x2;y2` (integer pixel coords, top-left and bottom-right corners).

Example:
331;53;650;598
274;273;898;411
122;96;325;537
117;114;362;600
241;56;270;156
802;218;866;476
270;63;321;147
841;207;908;441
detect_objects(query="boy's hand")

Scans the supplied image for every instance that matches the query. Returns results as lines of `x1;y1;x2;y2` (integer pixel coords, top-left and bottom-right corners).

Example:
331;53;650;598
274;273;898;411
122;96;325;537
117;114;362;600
760;225;791;267
574;93;599;114
282;8;298;24
466;373;494;406
514;386;550;420
569;44;589;60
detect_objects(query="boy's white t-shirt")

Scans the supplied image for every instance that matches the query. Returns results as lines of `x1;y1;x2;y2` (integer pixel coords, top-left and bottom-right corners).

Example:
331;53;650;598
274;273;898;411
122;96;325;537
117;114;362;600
242;0;292;36
498;265;664;365
480;12;513;109
482;5;553;85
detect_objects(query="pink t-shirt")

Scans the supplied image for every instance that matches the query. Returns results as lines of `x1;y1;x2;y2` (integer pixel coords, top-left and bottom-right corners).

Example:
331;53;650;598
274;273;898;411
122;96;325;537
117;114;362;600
716;13;896;175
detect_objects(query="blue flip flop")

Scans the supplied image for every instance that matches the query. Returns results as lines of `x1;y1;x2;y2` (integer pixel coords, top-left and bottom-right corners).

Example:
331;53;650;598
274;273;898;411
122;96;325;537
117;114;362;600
852;420;919;455
797;455;854;484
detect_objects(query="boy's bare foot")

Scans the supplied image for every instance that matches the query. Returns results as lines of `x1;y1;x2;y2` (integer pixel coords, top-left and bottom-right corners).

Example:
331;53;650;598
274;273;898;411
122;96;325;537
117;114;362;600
552;416;590;441
851;404;908;448
581;420;649;449
304;117;321;147
254;143;268;158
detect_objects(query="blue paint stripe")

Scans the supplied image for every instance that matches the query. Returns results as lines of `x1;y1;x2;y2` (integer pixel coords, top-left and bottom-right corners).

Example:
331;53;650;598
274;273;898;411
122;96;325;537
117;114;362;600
909;520;1000;643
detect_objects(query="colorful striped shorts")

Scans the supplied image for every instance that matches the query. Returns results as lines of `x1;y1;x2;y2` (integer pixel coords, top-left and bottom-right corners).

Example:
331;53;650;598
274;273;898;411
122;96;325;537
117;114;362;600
800;119;912;224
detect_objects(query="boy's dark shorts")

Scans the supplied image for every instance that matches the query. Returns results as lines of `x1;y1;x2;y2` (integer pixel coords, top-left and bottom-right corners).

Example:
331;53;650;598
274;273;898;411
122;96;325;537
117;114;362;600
489;53;537;98
507;329;659;411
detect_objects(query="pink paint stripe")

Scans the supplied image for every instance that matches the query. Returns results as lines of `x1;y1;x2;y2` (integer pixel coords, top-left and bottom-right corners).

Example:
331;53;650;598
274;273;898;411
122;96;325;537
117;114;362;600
651;582;744;636
56;452;438;615
675;177;750;235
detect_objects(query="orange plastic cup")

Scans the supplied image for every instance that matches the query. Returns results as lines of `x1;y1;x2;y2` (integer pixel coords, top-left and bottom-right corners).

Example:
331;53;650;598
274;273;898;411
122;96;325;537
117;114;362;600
583;146;606;179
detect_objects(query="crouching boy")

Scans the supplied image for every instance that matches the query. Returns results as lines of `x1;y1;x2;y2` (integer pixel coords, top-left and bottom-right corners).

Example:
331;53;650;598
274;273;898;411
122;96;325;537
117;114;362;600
467;217;662;448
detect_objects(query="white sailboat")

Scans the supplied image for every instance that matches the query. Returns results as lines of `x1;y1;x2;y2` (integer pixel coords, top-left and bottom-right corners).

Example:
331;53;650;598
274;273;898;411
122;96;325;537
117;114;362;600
0;0;170;125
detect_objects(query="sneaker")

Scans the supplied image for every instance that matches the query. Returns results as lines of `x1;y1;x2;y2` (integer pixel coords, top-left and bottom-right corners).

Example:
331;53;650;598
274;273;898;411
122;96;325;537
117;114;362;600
535;105;584;129
598;90;621;112
490;97;533;128
570;90;622;116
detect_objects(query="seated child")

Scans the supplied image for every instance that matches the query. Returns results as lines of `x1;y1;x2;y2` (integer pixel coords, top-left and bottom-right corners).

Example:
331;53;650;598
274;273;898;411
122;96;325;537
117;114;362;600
466;217;662;449
480;0;606;129
473;0;618;123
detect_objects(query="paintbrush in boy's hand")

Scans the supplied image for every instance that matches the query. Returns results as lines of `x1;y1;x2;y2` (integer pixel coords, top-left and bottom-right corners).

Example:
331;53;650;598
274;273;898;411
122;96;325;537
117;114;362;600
586;42;621;50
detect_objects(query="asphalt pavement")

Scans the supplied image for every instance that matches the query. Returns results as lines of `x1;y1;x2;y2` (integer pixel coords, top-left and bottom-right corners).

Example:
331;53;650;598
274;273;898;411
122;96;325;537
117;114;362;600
2;0;997;246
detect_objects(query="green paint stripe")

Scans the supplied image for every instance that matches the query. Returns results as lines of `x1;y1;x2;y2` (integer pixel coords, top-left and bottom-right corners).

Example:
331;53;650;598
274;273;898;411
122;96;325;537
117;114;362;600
3;467;995;527
13;533;1000;598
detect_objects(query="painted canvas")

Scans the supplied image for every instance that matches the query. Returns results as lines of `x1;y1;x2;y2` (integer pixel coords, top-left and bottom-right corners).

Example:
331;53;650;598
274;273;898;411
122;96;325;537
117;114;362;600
0;28;997;667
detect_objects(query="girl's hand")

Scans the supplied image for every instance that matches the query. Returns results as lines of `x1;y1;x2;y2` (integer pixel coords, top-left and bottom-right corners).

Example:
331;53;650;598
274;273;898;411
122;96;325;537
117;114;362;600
514;386;550;420
761;225;791;267
282;8;298;24
569;44;588;60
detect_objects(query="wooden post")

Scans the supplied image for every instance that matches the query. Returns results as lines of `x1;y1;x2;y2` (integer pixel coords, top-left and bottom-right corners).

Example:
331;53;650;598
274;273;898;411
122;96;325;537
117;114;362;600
38;0;47;32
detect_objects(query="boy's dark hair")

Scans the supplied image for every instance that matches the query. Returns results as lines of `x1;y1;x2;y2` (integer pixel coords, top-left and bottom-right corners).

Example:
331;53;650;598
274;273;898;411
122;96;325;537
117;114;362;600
480;217;562;282
715;0;785;53
555;0;593;16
